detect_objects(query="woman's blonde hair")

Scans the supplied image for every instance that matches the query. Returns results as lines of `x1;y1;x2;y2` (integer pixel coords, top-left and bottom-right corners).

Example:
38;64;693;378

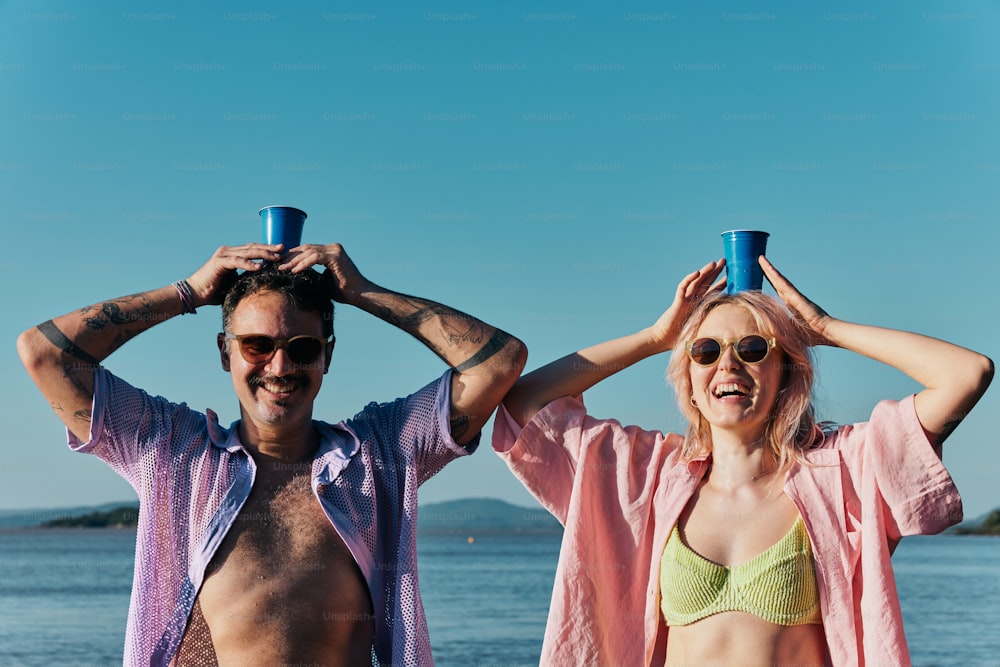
665;291;820;468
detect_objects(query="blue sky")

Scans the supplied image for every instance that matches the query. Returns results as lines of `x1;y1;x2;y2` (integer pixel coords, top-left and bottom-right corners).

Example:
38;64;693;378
2;1;998;519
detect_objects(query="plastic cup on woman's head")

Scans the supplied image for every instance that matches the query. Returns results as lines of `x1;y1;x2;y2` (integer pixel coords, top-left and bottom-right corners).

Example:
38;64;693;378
721;230;769;293
259;206;308;252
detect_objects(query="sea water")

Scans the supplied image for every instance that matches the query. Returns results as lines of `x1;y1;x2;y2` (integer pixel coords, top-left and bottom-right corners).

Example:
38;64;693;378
0;529;997;666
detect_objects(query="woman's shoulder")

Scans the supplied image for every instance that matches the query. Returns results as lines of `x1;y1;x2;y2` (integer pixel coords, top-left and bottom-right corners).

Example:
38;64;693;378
810;396;923;454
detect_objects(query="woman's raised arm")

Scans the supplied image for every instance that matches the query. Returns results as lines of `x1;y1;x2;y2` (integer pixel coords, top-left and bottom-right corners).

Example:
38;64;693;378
760;256;994;447
502;259;726;427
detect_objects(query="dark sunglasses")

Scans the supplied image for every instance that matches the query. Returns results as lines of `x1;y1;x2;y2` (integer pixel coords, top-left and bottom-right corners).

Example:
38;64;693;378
220;333;331;365
686;335;777;366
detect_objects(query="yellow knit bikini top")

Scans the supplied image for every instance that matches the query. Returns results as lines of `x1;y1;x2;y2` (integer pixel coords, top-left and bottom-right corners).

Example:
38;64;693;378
659;516;822;626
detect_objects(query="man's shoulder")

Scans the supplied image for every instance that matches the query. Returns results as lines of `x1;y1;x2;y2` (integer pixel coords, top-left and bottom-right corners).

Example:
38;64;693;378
349;375;448;420
100;367;202;412
328;378;447;443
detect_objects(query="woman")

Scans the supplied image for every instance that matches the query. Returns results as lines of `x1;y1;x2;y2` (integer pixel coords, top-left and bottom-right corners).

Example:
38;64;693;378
494;256;992;666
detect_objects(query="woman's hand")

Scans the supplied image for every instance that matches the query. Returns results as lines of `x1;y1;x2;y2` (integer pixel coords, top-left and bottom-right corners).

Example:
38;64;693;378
648;259;727;352
759;256;836;347
760;254;993;445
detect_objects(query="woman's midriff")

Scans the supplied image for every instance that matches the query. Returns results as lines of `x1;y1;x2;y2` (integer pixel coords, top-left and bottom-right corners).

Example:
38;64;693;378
664;612;830;667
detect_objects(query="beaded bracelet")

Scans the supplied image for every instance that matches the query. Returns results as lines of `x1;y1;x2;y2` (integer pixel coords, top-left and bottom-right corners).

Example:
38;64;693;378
173;280;197;315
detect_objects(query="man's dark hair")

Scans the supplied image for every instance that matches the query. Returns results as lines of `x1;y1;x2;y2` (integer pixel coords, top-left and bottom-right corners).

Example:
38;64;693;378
221;265;334;338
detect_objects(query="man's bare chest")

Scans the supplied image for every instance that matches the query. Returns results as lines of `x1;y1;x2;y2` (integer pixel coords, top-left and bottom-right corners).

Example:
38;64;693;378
175;471;375;665
210;472;347;571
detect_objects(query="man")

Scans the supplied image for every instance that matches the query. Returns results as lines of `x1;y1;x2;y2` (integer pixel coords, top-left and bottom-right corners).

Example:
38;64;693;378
17;241;527;666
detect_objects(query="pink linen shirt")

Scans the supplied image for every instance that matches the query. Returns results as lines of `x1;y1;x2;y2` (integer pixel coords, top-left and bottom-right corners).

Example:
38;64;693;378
493;394;962;667
69;366;476;667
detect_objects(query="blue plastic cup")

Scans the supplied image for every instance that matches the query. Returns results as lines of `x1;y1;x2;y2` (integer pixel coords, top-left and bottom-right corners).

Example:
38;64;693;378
721;230;769;293
259;206;307;251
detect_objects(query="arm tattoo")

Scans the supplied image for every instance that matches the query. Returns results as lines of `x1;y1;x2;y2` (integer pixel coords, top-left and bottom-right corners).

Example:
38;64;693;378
62;361;95;393
37;320;101;366
378;300;460;330
450;413;472;441
81;294;155;331
443;326;484;347
372;294;509;373
454;330;513;373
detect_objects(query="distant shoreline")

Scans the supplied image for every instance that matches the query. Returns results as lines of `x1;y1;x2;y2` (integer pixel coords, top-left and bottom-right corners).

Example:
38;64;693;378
6;498;564;535
39;505;138;529
5;500;998;536
952;509;1000;536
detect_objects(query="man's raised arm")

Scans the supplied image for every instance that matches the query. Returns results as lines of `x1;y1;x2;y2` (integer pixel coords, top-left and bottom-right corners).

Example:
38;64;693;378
17;243;284;441
280;244;527;445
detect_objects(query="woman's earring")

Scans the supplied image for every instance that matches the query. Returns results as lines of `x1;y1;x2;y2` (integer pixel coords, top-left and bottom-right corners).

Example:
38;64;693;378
690;396;698;407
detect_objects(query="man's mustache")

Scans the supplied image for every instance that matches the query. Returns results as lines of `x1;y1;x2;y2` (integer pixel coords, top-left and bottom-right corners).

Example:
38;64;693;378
249;375;307;390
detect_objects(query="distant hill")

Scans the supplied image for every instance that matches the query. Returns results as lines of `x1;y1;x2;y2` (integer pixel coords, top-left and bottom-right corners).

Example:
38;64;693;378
41;504;139;528
418;498;562;535
0;502;141;528
7;499;998;536
953;509;1000;536
5;498;562;535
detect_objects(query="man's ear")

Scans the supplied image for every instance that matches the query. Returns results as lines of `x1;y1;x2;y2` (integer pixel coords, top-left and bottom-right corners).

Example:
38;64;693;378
217;333;231;372
323;337;336;374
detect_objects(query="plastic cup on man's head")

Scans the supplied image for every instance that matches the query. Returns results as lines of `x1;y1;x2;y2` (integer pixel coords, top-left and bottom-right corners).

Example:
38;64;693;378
259;206;308;253
721;230;769;294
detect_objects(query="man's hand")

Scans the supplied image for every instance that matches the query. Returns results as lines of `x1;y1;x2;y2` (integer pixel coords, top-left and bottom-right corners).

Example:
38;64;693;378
187;243;284;307
278;243;375;305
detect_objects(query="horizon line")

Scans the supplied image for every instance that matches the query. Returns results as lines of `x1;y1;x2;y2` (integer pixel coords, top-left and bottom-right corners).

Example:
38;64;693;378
0;495;544;514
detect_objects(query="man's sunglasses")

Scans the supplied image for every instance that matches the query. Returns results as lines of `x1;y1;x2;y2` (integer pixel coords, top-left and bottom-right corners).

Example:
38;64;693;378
220;333;332;365
686;335;777;366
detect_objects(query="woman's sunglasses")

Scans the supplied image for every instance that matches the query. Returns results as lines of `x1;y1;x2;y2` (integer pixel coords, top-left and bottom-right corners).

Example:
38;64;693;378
220;333;332;365
686;335;777;366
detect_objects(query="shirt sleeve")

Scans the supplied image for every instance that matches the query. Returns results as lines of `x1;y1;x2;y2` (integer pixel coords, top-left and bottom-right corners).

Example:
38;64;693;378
350;370;479;485
493;395;669;525
830;395;962;539
65;367;207;489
